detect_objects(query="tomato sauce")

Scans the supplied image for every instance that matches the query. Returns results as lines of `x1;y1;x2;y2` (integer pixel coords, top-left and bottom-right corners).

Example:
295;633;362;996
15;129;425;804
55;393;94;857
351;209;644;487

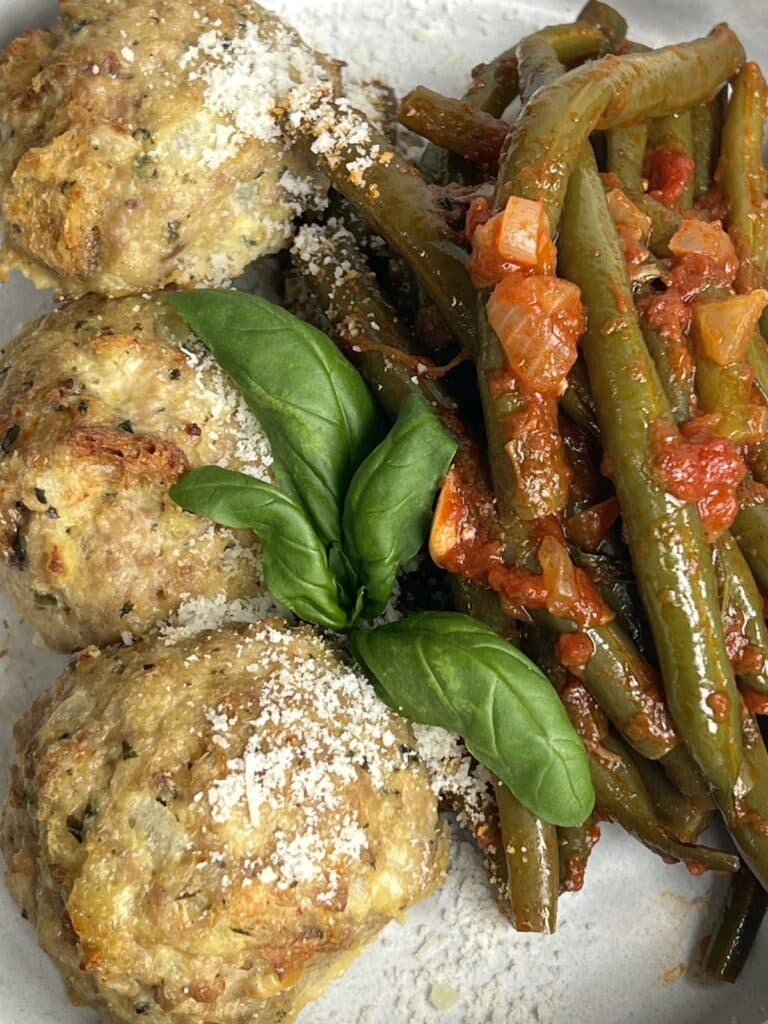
645;147;695;210
651;419;748;538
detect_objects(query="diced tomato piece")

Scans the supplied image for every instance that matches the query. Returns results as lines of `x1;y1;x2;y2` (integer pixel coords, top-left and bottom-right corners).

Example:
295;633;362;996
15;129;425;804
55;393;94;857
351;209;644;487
645;147;695;209
652;418;748;539
556;631;595;679
464;196;492;243
487;273;586;396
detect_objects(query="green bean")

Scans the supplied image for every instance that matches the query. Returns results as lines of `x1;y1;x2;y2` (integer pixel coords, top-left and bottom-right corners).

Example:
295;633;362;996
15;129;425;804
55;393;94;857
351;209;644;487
495;781;559;932
498;25;745;228
696;357;756;444
637;289;768;704
703;865;768;982
748;332;768;402
646;111;696;212
562;683;738;873
284;108;477;352
476;307;573;519
571;550;652;654
399;87;508;172
566;358;599;432
558;819;601;893
691;98;722;198
712;533;768;697
597;733;737;873
659;745;716;811
577;0;627;52
733;502;768;592
420;23;606;183
630;746;715;843
605;122;682;256
638;313;697;423
290;220;459;424
516;34;566;105
464;23;607;118
726;714;768;889
449;577;519;643
559;150;744;799
717;62;768;295
606;121;647;191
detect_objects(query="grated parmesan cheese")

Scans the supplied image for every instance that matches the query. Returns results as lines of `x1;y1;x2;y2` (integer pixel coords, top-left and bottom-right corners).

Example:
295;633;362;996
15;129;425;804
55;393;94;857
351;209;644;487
201;626;415;897
160;592;283;642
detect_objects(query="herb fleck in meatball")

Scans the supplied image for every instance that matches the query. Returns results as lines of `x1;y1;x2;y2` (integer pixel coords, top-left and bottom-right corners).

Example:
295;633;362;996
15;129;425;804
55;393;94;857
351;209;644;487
0;0;330;297
0;293;274;650
2;622;448;1024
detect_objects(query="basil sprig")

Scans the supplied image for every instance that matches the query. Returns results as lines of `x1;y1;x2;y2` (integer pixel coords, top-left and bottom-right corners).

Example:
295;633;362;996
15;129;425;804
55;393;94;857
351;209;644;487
168;293;457;628
168;290;595;828
168;290;382;546
350;613;595;827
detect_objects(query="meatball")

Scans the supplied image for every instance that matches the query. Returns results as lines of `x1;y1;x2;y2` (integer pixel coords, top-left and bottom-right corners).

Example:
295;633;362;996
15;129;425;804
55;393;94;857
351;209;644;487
0;1;330;297
0;293;274;651
1;622;448;1024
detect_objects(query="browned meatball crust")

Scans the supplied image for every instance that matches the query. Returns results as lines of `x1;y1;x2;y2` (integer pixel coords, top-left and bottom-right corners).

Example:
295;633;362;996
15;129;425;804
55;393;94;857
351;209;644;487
0;293;274;651
0;0;330;296
1;622;448;1024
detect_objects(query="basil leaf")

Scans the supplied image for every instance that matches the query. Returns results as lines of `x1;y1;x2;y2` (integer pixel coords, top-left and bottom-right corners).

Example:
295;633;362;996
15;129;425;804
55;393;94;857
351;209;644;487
168;290;382;547
343;394;457;618
171;466;351;630
350;612;595;827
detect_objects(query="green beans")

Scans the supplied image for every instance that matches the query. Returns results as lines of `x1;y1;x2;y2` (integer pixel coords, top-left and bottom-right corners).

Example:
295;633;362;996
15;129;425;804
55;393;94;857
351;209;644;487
558;820;601;893
595;732;737;873
717;62;768;294
495;781;559;932
605;123;682;256
562;682;738;873
290;219;458;424
498;25;745;227
399;87;508;172
646;111;696;211
606;121;647;192
559;150;744;800
733;502;768;592
284;106;477;352
639;313;696;423
464;23;607;118
691;98;722;197
713;533;768;698
703;865;768;982
577;0;627;51
516;35;566;105
630;745;714;843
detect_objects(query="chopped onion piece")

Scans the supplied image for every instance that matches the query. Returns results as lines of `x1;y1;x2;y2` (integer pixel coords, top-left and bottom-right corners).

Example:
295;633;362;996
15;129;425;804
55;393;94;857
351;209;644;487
668;218;737;268
497;196;556;274
487;274;586;396
692;290;768;365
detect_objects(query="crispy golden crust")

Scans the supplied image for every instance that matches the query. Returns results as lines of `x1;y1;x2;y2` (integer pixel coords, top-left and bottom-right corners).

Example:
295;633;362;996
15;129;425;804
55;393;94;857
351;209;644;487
1;622;448;1024
0;1;329;296
0;293;274;651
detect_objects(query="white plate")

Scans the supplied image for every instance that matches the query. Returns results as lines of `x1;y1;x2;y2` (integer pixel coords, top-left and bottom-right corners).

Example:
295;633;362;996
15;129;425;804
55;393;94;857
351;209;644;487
1;2;768;1022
